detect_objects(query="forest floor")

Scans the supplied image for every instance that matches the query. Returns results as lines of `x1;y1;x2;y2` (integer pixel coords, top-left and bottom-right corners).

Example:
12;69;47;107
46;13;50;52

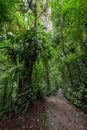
0;89;87;130
45;88;87;130
0;100;45;130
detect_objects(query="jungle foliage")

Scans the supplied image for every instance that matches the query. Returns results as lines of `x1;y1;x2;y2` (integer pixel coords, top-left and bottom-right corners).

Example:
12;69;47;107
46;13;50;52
0;0;56;118
0;0;87;118
51;0;87;111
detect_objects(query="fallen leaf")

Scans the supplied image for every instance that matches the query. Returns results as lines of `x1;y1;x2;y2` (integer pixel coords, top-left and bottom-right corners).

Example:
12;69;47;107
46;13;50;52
76;114;79;117
37;119;40;122
22;125;26;129
29;125;33;129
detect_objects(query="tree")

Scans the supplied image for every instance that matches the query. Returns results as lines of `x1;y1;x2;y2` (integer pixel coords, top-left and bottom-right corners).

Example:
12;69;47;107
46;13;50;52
51;0;87;110
0;0;53;116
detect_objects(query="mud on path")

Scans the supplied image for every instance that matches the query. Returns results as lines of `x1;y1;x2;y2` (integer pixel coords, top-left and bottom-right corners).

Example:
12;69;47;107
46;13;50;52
45;89;87;130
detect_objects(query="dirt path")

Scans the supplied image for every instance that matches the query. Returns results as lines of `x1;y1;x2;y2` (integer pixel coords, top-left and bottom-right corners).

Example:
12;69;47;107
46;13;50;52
45;89;87;130
0;100;45;130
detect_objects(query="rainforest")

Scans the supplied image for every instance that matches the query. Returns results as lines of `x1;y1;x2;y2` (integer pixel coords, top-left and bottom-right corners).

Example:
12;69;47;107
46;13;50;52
0;0;87;130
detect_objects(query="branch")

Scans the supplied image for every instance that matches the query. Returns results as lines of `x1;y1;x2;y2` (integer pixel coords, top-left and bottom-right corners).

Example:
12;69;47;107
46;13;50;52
27;0;33;10
78;34;87;50
37;0;48;19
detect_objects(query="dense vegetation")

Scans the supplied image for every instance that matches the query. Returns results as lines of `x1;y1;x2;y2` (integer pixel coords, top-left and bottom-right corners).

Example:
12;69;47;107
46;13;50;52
0;0;87;118
51;0;87;111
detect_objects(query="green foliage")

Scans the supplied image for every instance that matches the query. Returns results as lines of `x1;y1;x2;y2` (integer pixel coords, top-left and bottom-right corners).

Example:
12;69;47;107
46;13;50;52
63;84;87;110
51;0;87;111
0;0;55;118
0;0;87;118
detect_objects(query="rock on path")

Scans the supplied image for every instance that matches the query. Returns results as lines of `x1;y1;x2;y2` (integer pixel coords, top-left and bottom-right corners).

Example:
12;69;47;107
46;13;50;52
45;88;87;130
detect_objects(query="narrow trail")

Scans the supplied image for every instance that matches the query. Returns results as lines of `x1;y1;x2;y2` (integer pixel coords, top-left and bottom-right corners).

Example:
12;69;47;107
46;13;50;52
45;89;87;130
